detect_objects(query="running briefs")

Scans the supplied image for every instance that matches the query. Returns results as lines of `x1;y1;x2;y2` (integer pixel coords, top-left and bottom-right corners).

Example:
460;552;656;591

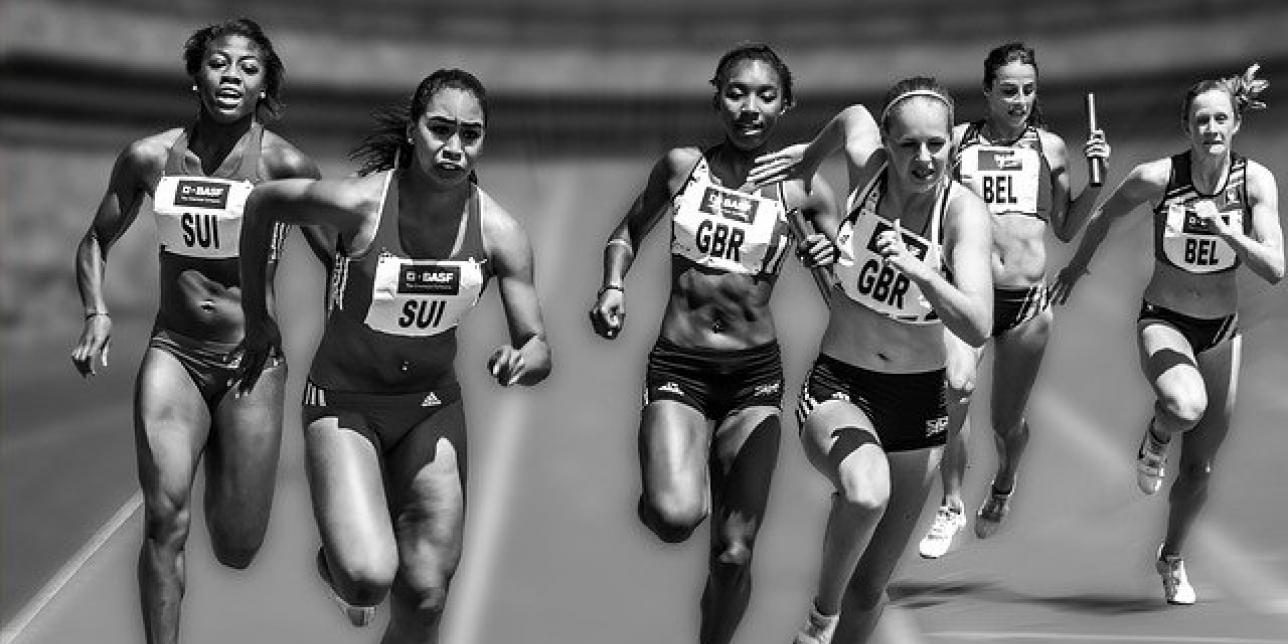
643;338;784;419
1137;301;1239;354
992;284;1049;337
796;354;948;452
148;327;278;405
302;380;463;452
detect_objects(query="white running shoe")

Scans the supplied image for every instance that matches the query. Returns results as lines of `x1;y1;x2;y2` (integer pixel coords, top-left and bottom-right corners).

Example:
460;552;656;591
316;548;377;627
792;602;839;644
974;485;1012;539
1156;547;1196;605
1136;426;1169;495
919;505;965;559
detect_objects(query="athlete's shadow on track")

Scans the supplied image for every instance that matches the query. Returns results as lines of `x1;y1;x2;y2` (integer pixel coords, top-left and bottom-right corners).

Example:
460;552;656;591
889;581;1164;615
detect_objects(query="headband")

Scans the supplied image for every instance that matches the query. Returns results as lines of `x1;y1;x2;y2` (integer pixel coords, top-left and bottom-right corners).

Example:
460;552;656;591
880;89;953;123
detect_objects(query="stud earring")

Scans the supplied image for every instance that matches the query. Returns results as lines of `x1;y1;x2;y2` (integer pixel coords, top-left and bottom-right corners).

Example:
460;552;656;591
191;85;198;92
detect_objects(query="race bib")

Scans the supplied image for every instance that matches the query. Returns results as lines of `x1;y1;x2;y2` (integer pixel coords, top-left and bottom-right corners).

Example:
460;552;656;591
959;145;1040;216
362;254;484;337
153;176;252;259
1162;200;1240;273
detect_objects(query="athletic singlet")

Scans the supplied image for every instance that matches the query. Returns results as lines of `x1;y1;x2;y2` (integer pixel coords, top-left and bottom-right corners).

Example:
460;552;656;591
1155;152;1251;274
325;168;488;338
954;121;1052;220
670;154;793;276
834;164;951;325
153;124;285;260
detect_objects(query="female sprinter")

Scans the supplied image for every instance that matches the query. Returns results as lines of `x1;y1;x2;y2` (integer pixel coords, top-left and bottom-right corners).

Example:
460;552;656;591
587;43;837;644
751;76;992;643
1052;65;1281;605
70;19;320;644
918;42;1111;558
235;69;551;641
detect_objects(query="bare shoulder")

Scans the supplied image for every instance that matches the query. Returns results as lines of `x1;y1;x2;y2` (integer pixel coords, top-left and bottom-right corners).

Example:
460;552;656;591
1037;128;1069;159
1130;157;1173;188
948;179;990;219
1245;158;1276;185
476;186;527;245
119;128;182;177
260;129;320;180
660;146;703;177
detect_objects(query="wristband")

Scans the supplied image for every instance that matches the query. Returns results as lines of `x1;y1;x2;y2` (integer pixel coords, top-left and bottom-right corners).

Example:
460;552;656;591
606;239;634;255
597;284;624;298
85;311;109;320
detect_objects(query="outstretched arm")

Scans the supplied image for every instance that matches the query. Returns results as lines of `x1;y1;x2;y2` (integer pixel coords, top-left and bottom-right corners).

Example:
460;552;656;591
748;104;881;189
236;176;372;390
1050;160;1164;304
71;140;157;377
589;148;693;339
482;194;551;387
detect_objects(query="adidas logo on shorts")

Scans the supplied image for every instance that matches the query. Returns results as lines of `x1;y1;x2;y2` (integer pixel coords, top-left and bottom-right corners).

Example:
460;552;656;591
421;392;442;407
658;382;683;395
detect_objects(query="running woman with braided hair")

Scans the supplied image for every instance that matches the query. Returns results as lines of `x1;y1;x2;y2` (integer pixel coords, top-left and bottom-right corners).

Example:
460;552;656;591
752;76;992;643
588;43;837;644
918;42;1112;558
70;19;321;644
1052;64;1282;605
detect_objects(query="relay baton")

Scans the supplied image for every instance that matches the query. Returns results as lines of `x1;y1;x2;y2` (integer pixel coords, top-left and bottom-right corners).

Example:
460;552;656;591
1085;92;1105;186
786;208;834;303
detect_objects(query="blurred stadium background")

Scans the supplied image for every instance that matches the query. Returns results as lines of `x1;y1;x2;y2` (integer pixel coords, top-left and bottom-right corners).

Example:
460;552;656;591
4;1;1288;643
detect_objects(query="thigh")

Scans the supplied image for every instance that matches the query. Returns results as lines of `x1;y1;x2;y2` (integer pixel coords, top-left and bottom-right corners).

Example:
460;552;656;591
134;346;210;513
205;361;287;516
385;401;469;584
799;400;886;493
304;412;397;575
1137;318;1205;404
710;406;781;530
990;307;1052;418
639;401;713;499
1184;336;1242;465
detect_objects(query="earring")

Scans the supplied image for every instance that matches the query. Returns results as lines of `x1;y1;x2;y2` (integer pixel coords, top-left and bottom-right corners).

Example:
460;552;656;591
191;85;198;92
260;91;266;99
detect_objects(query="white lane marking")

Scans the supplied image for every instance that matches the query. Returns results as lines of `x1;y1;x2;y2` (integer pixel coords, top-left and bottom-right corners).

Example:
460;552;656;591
0;491;143;644
926;631;1288;643
1035;391;1288;620
443;163;581;644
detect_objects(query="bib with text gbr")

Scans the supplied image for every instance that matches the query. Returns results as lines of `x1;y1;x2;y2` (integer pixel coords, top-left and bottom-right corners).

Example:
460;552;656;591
670;155;792;276
834;166;948;325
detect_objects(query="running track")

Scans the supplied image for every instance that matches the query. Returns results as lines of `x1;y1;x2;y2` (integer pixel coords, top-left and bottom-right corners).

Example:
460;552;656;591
4;151;1288;644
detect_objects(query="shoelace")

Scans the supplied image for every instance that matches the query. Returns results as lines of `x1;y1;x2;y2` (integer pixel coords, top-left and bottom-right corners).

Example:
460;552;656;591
928;509;961;537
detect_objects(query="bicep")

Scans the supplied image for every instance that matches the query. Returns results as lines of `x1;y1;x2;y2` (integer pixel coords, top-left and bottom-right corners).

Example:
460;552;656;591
621;154;686;240
88;152;150;250
487;214;545;338
1248;170;1283;247
946;198;993;297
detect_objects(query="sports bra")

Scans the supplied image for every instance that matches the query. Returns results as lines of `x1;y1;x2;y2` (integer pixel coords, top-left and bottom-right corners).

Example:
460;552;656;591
670;153;793;277
833;163;951;325
1154;151;1251;274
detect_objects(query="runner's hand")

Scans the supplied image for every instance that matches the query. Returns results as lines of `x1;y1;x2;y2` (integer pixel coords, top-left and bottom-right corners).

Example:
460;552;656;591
1049;265;1087;305
1084;129;1111;166
589;287;626;339
233;317;282;394
797;233;838;268
488;345;526;387
875;218;918;274
748;143;813;189
71;313;112;377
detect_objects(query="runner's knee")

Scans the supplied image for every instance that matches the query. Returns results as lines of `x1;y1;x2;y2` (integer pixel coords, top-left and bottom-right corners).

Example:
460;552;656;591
143;498;191;552
638;494;705;543
836;450;890;515
1157;388;1207;429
